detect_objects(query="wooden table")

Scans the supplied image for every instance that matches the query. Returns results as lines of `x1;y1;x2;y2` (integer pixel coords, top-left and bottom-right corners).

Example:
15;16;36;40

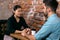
10;33;29;40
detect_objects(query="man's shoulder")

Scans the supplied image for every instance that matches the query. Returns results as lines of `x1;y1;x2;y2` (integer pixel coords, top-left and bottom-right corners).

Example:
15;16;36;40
48;14;60;21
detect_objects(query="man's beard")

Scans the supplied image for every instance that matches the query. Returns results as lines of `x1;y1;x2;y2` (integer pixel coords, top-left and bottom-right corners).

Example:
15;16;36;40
44;12;48;18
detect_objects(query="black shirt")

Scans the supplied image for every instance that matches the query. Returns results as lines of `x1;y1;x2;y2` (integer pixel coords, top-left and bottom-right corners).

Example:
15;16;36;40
5;15;29;35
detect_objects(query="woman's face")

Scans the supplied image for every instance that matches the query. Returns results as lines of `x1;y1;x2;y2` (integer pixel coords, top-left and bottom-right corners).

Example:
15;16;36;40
14;8;23;17
56;5;60;17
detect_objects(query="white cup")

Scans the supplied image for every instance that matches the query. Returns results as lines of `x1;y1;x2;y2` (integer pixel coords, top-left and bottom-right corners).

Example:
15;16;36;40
31;30;36;35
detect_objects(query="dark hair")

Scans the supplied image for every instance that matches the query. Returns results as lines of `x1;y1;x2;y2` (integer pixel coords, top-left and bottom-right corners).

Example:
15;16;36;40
43;0;58;12
13;5;21;11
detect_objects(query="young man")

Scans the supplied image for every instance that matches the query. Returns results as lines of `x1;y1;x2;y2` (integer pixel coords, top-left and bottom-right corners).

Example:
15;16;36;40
4;5;29;40
25;0;60;40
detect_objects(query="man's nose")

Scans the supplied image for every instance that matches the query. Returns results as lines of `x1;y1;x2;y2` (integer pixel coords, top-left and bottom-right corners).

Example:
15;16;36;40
56;9;59;13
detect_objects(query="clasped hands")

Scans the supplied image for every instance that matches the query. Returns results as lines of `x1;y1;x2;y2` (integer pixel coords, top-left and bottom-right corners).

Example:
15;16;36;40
21;28;36;40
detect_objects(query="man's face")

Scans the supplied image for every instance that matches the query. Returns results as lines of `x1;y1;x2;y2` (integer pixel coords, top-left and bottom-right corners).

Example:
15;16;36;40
14;8;23;17
42;5;48;17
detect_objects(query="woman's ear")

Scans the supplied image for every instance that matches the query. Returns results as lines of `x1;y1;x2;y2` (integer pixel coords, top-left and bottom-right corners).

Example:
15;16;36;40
12;9;15;15
12;9;15;13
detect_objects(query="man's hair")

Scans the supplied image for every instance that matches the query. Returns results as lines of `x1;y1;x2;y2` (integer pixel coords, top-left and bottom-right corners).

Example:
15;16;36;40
13;5;21;11
43;0;58;12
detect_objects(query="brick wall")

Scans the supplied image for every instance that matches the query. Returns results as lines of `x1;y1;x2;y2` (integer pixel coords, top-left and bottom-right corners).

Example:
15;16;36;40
0;0;43;19
0;0;46;31
0;0;59;19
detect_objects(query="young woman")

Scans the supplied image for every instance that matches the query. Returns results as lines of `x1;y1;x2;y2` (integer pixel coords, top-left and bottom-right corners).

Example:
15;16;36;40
4;5;30;40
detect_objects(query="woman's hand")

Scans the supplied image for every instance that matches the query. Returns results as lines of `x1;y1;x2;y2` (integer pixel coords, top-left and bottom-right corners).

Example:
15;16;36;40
21;29;27;36
21;28;31;36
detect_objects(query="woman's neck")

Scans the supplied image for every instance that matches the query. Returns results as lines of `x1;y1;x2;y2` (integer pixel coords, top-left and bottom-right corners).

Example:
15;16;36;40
14;15;20;23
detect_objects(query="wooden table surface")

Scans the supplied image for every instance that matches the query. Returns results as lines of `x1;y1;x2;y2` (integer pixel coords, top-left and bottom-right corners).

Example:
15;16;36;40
10;33;29;40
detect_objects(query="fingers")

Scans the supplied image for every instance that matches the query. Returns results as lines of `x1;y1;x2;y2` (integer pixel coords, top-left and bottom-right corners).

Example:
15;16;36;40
21;28;31;36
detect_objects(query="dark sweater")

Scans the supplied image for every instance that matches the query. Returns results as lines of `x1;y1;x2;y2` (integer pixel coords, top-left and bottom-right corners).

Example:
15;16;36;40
5;15;29;35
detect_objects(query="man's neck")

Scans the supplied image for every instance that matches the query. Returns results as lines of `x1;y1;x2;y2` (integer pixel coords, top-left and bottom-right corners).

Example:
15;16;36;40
48;11;55;17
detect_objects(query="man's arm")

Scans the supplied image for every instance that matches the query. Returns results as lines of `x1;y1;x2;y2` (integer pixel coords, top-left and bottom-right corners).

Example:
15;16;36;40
34;21;53;40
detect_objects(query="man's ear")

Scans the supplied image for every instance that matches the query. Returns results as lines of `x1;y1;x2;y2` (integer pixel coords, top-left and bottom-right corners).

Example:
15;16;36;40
48;7;51;12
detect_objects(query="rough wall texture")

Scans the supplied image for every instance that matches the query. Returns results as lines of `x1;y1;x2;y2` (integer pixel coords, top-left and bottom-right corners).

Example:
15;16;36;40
0;0;13;19
0;0;43;19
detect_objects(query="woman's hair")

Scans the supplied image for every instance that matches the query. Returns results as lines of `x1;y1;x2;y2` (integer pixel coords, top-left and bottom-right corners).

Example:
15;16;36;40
43;0;58;12
13;5;21;11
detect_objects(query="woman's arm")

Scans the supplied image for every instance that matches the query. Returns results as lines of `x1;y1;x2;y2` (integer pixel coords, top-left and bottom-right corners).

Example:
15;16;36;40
22;18;30;28
15;30;22;33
